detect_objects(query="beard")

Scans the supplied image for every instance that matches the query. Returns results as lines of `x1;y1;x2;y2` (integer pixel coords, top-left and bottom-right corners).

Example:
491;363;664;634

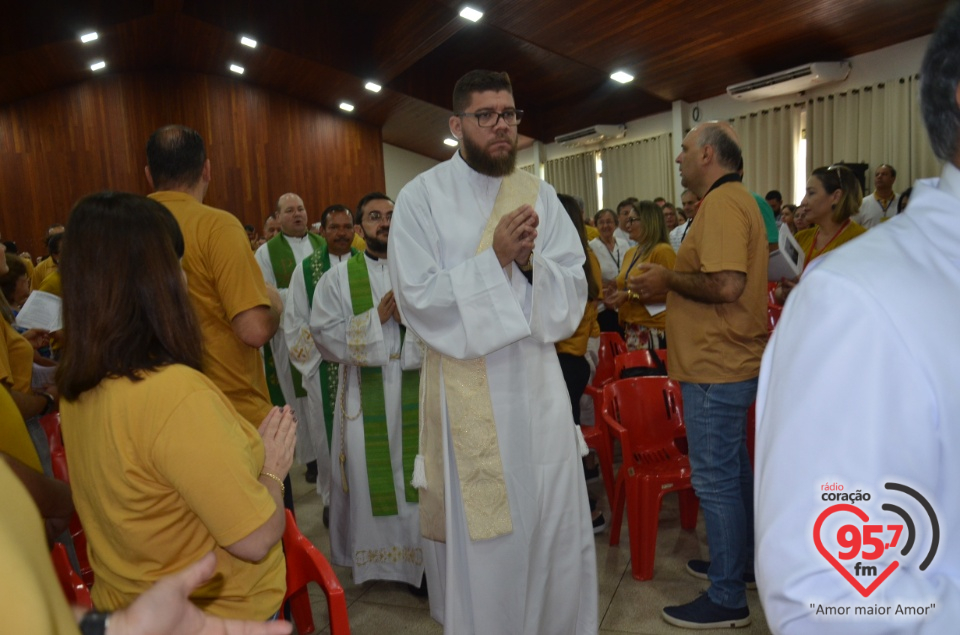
364;230;389;255
461;131;518;177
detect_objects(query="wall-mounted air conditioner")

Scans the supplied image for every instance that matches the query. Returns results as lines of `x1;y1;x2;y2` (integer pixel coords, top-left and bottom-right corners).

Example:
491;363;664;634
554;124;626;147
726;61;851;101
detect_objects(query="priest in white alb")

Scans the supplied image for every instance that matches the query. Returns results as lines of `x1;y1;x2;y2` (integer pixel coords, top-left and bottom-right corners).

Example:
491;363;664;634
389;70;598;634
284;204;361;520
255;193;325;484
311;193;435;595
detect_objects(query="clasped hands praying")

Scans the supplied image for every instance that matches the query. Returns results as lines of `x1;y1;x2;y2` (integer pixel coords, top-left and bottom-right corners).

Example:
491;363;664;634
493;204;538;269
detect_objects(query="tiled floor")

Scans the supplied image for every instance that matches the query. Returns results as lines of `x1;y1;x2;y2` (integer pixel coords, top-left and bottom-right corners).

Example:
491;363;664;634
289;464;771;635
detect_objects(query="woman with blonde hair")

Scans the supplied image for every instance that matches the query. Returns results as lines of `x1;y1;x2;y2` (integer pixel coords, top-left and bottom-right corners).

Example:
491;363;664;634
774;165;865;303
608;200;676;350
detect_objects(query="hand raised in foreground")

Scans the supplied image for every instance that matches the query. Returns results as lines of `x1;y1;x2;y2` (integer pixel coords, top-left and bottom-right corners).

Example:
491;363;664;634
492;204;539;269
259;406;296;480
105;552;293;635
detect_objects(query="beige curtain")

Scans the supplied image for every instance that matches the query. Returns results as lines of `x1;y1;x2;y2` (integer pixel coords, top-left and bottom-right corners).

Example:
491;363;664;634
519;163;537;175
599;133;674;208
730;105;800;200
543;152;598;215
807;75;940;186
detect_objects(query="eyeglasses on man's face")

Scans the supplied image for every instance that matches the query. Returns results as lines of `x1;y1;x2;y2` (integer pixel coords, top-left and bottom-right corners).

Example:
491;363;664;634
457;109;524;128
366;211;393;224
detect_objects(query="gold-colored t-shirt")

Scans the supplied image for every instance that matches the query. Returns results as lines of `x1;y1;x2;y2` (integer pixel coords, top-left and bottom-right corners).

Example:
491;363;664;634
616;242;676;330
37;269;62;297
557;250;602;356
666;181;768;383
60;364;284;620
0;460;80;635
0;319;33;392
149;191;272;425
0;385;42;472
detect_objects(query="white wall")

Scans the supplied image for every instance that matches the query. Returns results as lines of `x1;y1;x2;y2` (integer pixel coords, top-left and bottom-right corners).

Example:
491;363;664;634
382;143;440;199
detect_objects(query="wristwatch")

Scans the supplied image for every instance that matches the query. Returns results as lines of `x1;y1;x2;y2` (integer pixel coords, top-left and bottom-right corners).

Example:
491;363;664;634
79;611;111;635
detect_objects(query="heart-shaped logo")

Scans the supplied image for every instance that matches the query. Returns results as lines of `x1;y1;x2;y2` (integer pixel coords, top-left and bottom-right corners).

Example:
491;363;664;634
813;504;899;597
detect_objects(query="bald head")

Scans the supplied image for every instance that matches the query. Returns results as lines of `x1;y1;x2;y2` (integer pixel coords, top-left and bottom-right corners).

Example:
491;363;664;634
676;121;743;197
276;193;308;238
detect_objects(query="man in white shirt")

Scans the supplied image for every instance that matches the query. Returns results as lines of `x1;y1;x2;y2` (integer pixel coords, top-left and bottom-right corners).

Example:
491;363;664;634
284;203;360;524
389;69;597;634
615;198;639;245
853;164;899;228
670;189;700;251
756;6;960;633
255;193;326;483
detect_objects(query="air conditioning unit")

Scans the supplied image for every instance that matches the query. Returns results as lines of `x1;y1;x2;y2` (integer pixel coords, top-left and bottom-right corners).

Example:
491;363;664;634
726;61;851;101
555;124;626;147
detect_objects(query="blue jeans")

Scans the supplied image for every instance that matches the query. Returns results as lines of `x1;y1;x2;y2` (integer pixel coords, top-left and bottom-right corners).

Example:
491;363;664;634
681;379;757;609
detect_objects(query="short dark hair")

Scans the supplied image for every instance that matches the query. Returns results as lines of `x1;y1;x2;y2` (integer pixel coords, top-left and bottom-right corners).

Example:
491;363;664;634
57;192;201;401
146;125;207;190
355;192;393;224
813;165;863;223
876;164;897;179
453;70;513;114
243;224;254;232
2;241;15;253
700;125;742;172
765;190;783;202
321;204;353;228
921;3;960;162
617;198;639;213
47;233;64;256
0;254;27;304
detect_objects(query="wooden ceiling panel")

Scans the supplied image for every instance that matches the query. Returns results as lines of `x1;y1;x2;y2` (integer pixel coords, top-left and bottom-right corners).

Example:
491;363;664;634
0;0;949;161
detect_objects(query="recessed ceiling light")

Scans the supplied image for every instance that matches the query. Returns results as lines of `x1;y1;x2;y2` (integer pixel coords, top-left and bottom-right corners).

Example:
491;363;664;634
80;32;99;44
229;64;245;74
610;70;634;84
460;6;483;22
339;102;355;112
444;138;459;147
365;82;382;93
90;61;106;71
240;36;257;48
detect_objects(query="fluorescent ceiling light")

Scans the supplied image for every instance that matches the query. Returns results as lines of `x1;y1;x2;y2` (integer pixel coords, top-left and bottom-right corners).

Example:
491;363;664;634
90;61;106;71
80;32;99;43
365;82;382;93
460;6;483;22
610;70;634;84
229;64;245;74
444;138;459;147
339;102;355;112
240;36;257;48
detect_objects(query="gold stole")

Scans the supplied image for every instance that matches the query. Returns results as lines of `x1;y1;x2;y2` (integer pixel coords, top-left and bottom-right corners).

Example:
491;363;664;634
417;169;540;542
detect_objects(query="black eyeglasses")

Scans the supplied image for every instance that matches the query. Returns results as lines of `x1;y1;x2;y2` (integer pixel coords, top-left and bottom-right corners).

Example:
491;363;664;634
625;217;641;225
456;109;524;127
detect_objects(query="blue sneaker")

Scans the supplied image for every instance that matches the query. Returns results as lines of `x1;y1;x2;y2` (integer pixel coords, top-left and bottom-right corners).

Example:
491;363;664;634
662;593;751;629
686;559;757;590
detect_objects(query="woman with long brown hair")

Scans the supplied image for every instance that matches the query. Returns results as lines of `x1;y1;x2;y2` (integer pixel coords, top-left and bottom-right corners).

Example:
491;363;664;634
58;192;295;620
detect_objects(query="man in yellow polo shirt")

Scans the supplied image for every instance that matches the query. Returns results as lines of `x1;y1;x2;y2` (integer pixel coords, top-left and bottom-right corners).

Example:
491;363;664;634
145;125;282;429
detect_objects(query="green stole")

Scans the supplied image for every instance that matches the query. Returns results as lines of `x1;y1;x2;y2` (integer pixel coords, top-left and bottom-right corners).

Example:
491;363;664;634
263;232;324;405
303;244;360;447
345;253;420;516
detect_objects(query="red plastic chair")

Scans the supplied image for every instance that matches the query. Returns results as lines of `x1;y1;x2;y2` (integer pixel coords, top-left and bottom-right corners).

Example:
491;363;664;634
767;281;779;306
282;509;350;635
51;542;92;609
38;412;62;455
581;332;627;507
47;428;95;588
613;349;666;379
604;377;700;580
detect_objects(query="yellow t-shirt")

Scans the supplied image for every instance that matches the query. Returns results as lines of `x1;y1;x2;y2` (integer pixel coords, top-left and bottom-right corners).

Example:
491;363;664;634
0;460;80;635
795;221;866;268
585;224;600;242
666;180;768;383
21;256;35;281
352;232;367;252
0;386;42;472
616;242;676;330
60;364;284;620
149;191;272;425
31;257;57;291
1;319;33;392
38;269;62;297
557;250;602;356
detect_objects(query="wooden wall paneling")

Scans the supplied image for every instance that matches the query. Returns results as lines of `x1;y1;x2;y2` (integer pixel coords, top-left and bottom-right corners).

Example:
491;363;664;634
0;71;385;257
